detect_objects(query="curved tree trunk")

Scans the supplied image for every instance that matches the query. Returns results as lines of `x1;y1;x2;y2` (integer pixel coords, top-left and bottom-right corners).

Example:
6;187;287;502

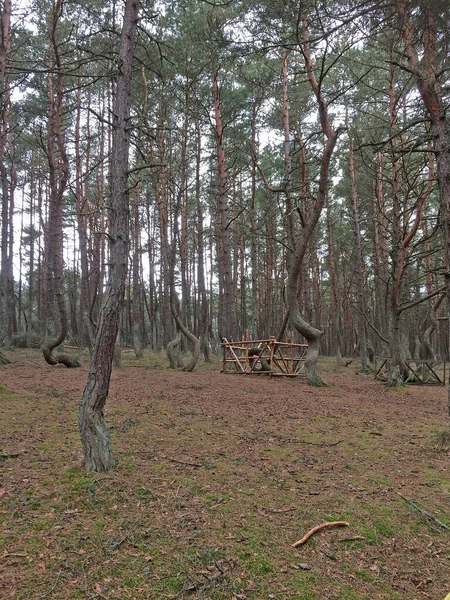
422;294;444;360
423;324;437;361
281;16;339;386
78;0;139;472
41;0;77;369
41;299;79;368
173;312;200;372
167;329;182;369
287;275;326;386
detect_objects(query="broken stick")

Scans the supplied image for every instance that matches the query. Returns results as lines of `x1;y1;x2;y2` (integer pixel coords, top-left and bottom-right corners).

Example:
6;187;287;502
398;494;450;531
292;521;349;547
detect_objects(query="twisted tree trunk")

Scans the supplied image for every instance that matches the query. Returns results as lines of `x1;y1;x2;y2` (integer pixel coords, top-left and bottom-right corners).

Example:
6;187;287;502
78;0;139;472
41;0;78;368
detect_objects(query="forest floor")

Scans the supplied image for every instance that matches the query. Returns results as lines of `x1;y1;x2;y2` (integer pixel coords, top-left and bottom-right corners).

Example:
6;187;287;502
0;349;450;600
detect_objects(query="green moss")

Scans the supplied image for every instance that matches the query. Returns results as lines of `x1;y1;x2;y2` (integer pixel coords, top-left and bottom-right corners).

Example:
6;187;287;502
30;518;51;532
355;569;377;581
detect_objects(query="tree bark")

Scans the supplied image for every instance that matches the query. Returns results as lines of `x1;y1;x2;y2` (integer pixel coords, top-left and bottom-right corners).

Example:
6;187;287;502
78;0;139;472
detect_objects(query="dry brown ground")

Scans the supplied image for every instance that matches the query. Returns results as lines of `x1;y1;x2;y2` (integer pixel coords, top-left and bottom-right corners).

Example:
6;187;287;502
0;349;449;600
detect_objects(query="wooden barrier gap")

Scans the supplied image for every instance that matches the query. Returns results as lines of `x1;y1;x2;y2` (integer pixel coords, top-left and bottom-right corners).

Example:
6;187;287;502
221;337;308;377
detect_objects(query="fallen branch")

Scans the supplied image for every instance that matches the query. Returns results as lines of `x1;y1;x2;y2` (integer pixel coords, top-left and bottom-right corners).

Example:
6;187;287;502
292;521;349;547
398;494;450;531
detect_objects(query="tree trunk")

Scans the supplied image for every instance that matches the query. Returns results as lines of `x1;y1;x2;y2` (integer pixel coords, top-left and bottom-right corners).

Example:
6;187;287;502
75;73;94;350
212;70;237;340
131;176;143;358
348;131;370;372
194;119;210;361
250;101;259;339
387;310;408;386
371;152;389;355
78;0;139;472
0;0;15;348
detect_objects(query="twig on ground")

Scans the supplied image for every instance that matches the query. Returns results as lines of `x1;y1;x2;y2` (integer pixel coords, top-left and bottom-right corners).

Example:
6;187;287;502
167;457;203;468
398;494;450;531
0;552;28;559
288;439;343;447
292;521;349;547
39;570;62;599
0;452;21;460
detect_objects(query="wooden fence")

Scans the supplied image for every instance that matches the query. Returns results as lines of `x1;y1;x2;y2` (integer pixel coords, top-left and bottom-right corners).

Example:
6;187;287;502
374;357;447;385
221;336;308;377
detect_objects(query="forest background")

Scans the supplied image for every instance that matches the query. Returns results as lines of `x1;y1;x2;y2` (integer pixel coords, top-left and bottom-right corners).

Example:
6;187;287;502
0;0;449;387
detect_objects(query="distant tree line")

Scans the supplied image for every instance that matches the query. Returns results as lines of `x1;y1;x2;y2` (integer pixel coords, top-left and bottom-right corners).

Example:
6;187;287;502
0;0;448;387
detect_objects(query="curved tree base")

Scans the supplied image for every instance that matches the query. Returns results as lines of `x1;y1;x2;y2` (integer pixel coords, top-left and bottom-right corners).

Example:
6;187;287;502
290;310;327;387
386;365;406;387
78;405;115;472
42;343;80;368
358;364;372;375
305;364;328;387
173;313;200;372
167;330;183;369
248;347;271;373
